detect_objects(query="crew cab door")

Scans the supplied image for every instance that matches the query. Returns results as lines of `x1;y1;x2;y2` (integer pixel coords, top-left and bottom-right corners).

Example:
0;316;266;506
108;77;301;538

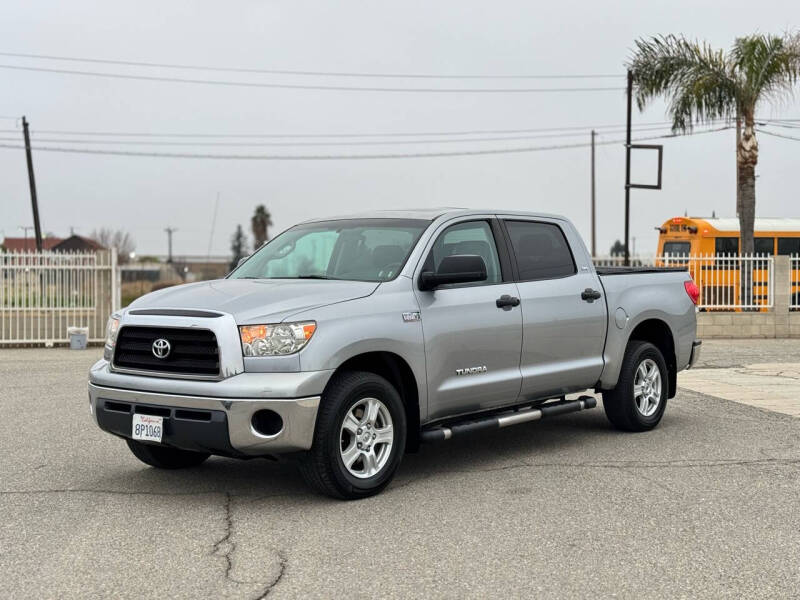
499;217;607;399
413;218;523;421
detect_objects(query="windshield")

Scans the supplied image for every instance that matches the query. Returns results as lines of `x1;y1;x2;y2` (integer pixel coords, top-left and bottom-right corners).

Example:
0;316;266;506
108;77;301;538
230;218;430;282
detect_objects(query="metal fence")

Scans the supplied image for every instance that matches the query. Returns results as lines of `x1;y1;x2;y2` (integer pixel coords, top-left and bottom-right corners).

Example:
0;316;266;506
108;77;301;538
0;249;120;346
591;256;654;267
593;254;774;310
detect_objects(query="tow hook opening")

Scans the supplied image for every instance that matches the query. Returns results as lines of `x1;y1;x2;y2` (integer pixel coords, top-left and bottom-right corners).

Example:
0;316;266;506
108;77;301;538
251;409;284;437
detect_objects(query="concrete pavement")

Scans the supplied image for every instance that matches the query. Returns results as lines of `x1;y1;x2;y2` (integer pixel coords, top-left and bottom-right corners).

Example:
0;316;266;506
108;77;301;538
1;343;799;598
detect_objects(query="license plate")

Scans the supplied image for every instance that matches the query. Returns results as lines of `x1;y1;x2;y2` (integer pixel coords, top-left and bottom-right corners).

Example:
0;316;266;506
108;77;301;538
132;414;163;443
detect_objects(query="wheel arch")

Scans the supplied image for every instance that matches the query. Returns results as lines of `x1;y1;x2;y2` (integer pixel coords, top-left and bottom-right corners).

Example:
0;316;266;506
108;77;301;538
327;351;421;452
626;318;677;398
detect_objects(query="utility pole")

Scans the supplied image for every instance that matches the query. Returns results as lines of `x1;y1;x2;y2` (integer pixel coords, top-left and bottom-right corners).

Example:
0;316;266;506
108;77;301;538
22;116;43;252
623;71;633;266
164;227;177;263
19;225;34;250
590;129;597;257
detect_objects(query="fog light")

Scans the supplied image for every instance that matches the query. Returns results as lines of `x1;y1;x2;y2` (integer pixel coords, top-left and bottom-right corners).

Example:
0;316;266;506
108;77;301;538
251;410;283;437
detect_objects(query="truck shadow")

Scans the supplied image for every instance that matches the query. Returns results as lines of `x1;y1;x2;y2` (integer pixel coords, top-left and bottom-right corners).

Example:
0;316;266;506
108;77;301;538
87;406;686;502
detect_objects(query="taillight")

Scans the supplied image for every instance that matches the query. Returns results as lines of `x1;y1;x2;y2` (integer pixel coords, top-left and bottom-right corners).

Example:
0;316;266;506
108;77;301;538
684;280;700;305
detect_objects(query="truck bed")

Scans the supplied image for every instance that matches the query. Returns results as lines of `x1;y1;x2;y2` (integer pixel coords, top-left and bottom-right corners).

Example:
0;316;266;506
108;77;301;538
595;266;687;276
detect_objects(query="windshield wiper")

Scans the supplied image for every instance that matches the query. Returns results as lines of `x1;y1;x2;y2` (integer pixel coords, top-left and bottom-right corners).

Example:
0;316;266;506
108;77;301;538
296;274;337;280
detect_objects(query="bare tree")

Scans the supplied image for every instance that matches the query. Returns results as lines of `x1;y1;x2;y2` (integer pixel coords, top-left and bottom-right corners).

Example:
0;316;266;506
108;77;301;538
90;228;136;264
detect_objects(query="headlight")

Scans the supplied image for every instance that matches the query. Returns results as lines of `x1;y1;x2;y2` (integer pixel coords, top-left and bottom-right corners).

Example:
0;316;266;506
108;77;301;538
239;321;316;356
103;315;120;360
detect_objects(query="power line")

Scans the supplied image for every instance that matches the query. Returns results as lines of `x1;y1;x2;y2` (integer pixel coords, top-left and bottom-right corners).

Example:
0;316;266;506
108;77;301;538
0;64;625;94
0;124;716;148
0;119;715;140
756;128;800;142
0;126;731;160
758;121;800;130
0;50;624;80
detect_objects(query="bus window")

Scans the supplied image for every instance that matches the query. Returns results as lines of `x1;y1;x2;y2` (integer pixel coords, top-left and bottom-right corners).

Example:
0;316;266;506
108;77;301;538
778;238;800;256
715;237;739;255
663;241;690;255
754;238;775;255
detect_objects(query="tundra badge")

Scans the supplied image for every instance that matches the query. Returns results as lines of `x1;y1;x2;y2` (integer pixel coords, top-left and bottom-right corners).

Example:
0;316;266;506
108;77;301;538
455;365;488;376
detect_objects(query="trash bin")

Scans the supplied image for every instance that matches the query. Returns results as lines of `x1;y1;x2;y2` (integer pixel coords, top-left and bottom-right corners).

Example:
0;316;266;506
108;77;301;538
67;326;89;350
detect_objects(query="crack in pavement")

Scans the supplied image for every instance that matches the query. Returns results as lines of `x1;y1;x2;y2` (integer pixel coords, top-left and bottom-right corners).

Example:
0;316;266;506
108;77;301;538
255;550;287;600
212;492;237;582
210;492;289;599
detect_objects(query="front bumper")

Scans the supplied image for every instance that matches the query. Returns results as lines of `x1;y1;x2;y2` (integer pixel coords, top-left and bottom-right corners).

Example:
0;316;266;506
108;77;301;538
90;383;320;455
687;339;702;369
89;360;332;455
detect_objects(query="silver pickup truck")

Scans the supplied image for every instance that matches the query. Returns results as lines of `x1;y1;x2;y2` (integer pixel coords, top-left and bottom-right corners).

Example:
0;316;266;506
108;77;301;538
90;209;700;499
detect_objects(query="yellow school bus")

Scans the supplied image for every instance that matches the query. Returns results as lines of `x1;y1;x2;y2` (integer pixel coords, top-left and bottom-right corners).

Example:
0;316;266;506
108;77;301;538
656;217;800;309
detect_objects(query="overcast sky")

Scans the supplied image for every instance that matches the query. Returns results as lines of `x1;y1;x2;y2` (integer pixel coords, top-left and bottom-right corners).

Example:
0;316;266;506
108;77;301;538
1;0;798;258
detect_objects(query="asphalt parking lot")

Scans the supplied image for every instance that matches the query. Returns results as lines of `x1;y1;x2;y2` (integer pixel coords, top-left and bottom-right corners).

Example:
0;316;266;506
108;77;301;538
2;340;799;599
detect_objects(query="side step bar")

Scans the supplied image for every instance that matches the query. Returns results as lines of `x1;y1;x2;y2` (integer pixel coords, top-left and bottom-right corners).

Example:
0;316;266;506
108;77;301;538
420;396;597;443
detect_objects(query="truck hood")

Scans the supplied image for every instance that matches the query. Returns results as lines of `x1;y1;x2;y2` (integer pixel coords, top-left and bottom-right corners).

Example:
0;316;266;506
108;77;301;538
127;278;380;323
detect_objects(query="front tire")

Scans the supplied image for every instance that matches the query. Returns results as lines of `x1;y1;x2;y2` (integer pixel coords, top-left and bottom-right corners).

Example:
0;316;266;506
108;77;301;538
603;341;668;432
299;371;407;500
126;439;210;469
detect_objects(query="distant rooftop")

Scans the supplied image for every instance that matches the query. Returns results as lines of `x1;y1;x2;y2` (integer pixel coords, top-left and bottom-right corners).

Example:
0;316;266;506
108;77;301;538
1;237;63;252
694;218;800;233
1;234;105;252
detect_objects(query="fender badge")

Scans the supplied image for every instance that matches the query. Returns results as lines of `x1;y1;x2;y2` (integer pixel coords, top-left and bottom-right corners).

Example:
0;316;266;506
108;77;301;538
402;311;421;322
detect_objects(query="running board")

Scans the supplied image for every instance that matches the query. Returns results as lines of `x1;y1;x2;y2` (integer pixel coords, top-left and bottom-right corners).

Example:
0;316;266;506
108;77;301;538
420;396;597;443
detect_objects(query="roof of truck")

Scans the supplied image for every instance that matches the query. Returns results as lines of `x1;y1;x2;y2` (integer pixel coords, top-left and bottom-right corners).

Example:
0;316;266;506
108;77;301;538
302;208;565;222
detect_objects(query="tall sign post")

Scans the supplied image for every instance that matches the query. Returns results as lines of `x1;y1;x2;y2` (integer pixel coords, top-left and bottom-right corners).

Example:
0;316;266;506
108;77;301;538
22;116;43;252
624;71;663;266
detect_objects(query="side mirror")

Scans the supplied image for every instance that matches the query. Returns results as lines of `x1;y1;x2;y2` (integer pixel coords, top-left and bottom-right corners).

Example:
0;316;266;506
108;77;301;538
419;255;487;291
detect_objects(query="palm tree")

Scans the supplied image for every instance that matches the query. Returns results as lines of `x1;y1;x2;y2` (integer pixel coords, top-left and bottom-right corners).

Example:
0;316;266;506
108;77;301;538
251;205;273;248
628;33;800;255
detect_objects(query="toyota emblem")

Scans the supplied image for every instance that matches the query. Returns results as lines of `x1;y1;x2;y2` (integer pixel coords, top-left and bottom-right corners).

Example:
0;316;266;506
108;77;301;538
152;338;171;359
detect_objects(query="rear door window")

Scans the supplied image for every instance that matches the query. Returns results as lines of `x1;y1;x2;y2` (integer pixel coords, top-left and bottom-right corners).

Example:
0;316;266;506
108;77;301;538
503;220;576;281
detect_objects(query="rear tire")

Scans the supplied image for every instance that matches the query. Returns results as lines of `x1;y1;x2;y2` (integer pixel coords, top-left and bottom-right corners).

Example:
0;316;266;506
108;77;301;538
299;371;406;500
126;439;210;469
603;341;668;432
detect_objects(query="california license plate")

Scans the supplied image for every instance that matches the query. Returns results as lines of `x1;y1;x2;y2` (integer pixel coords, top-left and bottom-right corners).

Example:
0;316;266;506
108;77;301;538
132;414;163;443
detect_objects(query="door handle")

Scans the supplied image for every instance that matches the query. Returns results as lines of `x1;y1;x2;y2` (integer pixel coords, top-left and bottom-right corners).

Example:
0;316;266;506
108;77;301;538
496;295;521;309
581;288;602;302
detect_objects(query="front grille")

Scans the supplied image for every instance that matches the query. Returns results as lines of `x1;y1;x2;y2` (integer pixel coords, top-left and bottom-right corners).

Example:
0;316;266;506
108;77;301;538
113;326;220;377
